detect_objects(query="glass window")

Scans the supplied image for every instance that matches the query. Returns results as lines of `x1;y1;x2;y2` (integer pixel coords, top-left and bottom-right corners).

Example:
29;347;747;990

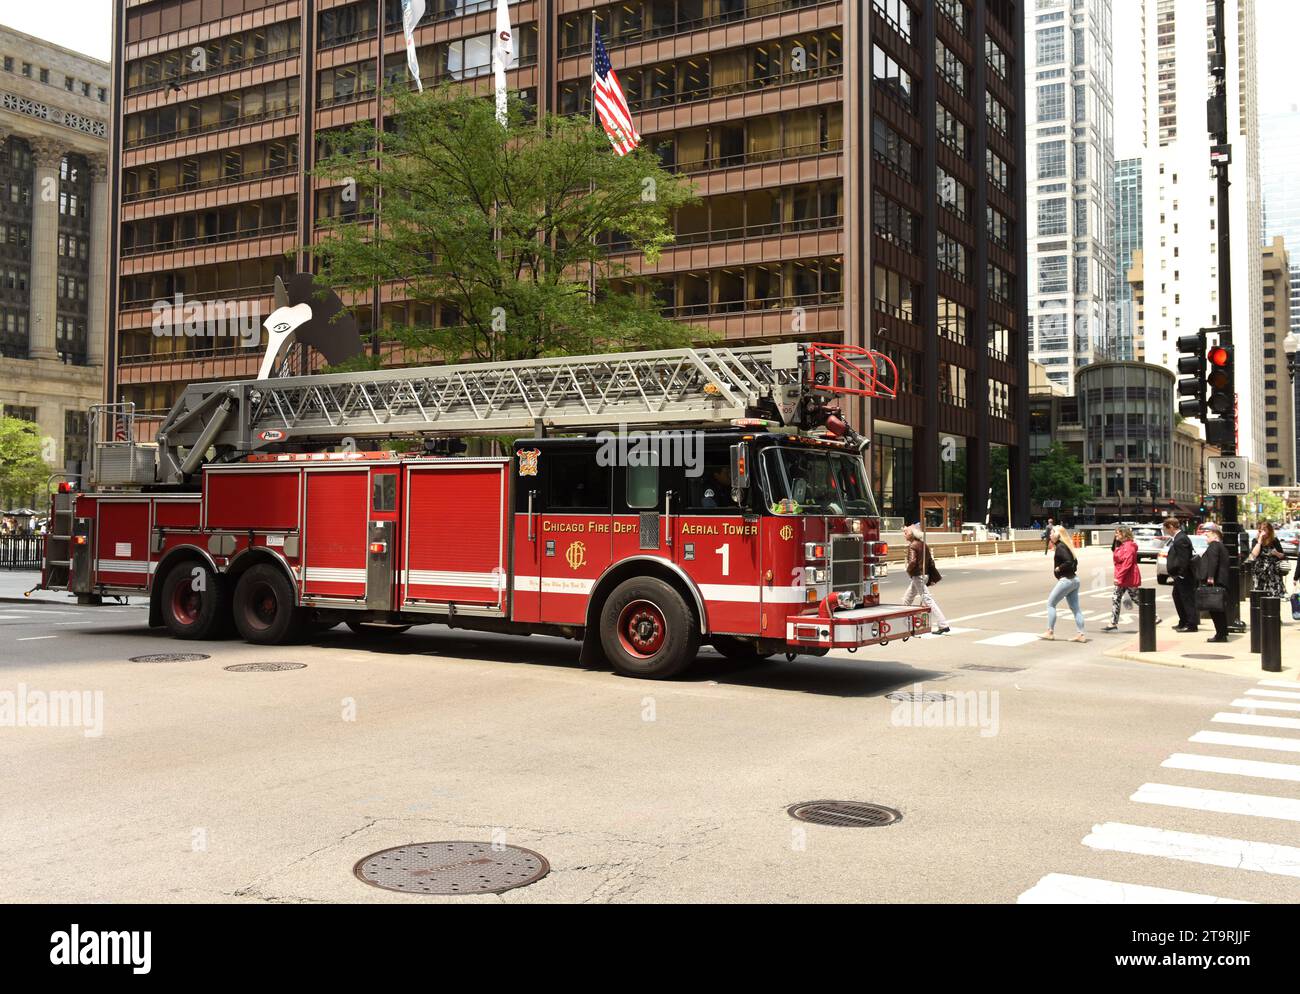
626;464;658;509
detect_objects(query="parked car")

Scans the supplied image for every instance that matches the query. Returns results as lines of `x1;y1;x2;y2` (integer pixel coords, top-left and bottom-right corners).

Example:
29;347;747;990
1157;534;1208;584
1132;528;1168;563
1276;529;1299;558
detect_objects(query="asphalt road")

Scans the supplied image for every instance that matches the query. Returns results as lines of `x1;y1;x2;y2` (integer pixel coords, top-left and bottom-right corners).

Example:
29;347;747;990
1;549;1298;903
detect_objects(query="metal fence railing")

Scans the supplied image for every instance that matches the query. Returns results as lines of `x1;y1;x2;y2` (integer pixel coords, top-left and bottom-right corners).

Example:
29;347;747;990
0;535;42;570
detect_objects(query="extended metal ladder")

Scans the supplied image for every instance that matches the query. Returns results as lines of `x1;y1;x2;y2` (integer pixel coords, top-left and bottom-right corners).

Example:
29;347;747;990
131;342;897;484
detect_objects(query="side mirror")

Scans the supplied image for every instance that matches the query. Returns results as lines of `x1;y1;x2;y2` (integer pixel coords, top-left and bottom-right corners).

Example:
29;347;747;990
730;442;751;491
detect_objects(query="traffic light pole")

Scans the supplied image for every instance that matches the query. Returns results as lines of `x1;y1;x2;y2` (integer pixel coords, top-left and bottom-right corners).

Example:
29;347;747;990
1210;0;1244;630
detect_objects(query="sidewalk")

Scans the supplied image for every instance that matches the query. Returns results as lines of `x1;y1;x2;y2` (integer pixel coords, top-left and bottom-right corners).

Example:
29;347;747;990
0;570;87;605
1105;612;1299;680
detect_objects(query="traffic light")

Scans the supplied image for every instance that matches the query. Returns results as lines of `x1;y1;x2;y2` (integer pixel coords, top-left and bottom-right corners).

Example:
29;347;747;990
1176;332;1206;418
1204;336;1235;449
1206;342;1233;416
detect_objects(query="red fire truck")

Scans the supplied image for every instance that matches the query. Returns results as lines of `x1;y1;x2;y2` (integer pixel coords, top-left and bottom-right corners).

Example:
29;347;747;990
41;342;929;678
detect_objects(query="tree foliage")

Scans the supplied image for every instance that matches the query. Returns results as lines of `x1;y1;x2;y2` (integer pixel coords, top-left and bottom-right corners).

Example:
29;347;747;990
306;85;706;364
0;417;52;507
1243;488;1287;527
1030;442;1092;508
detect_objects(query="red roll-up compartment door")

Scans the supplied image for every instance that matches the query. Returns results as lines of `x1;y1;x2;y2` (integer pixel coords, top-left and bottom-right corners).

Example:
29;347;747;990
402;463;508;609
302;469;369;599
95;500;152;589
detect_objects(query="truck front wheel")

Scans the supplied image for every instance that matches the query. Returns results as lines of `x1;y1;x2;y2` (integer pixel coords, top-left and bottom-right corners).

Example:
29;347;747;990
160;562;228;640
599;577;699;679
233;564;305;644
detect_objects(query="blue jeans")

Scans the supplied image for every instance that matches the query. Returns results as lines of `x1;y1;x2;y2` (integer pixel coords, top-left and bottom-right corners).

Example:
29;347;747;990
1047;575;1084;632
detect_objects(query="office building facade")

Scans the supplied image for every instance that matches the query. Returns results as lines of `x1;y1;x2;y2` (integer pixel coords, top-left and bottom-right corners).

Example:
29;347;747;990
1260;104;1300;476
0;25;110;471
1261;237;1295;486
107;0;1030;526
1111;156;1141;360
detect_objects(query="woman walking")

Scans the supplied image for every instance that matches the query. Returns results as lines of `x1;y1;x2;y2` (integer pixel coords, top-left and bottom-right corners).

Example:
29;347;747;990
1042;525;1087;642
902;524;951;635
1245;521;1287;601
1102;526;1154;632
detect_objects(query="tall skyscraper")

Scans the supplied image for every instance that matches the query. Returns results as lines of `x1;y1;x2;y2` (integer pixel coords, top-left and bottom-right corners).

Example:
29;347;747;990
1112;157;1143;360
1259;104;1300;475
1024;0;1116;392
1139;0;1265;476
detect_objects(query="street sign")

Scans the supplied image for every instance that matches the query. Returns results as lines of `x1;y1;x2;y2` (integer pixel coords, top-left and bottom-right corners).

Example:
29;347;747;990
1042;499;1062;509
1206;455;1249;495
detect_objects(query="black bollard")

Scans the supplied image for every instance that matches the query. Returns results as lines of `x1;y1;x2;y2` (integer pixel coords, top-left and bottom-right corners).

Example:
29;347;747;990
1139;587;1157;653
1250;590;1261;654
1261;598;1282;673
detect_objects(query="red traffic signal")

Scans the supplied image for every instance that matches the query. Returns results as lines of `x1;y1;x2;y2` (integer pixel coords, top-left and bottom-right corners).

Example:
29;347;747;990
1206;343;1233;416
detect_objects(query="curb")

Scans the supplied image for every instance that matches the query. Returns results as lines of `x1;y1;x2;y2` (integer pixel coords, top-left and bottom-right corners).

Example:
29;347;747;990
1104;643;1298;681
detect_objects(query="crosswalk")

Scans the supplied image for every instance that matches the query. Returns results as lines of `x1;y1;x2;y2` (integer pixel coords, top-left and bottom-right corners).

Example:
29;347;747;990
1018;677;1300;903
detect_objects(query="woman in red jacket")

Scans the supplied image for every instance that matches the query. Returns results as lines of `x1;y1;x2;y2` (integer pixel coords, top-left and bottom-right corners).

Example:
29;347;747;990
1102;526;1152;632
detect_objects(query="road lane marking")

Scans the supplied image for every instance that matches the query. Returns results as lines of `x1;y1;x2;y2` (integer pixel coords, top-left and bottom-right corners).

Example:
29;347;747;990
1258;680;1300;689
1131;782;1300;822
973;632;1040;647
1213;712;1300;731
1082;822;1300;877
1017;873;1249;904
1163;753;1300;783
1190;730;1300;753
1245;688;1300;700
1231;697;1300;713
15;636;56;641
999;581;1017;585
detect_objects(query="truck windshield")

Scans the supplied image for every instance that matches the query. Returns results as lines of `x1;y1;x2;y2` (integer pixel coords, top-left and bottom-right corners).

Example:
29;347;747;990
761;446;879;516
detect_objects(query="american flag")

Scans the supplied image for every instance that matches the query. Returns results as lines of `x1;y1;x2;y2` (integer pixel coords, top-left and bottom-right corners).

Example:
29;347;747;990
591;27;641;156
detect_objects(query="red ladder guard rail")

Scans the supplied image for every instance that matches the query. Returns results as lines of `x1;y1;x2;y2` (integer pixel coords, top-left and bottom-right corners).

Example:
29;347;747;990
804;343;899;400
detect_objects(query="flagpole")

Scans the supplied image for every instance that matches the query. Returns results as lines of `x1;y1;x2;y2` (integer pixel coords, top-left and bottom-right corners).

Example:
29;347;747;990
588;13;598;312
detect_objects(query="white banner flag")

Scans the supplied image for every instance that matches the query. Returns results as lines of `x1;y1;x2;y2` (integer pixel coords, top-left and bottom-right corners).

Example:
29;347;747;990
401;0;426;92
492;0;515;125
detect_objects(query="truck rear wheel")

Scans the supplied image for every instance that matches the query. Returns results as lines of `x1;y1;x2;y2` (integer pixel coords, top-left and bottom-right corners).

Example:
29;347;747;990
160;562;228;640
600;576;698;679
233;564;305;644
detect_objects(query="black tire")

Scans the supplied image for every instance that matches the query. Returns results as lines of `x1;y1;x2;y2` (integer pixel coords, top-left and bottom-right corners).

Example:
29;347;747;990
159;561;229;640
599;576;699;679
711;635;774;662
233;564;305;644
346;621;411;636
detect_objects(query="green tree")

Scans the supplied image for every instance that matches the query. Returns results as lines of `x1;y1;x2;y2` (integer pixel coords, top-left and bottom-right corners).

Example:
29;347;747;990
1243;488;1286;526
1030;442;1092;509
305;85;706;365
0;416;53;507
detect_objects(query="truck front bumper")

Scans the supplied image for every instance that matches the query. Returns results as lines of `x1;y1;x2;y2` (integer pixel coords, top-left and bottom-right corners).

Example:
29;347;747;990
785;603;930;649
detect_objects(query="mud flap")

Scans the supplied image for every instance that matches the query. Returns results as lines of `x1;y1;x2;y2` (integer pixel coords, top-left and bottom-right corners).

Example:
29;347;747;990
578;628;606;669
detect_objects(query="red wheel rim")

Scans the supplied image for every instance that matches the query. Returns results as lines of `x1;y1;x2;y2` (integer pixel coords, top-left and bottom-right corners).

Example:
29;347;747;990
247;581;278;630
617;599;666;658
170;580;201;625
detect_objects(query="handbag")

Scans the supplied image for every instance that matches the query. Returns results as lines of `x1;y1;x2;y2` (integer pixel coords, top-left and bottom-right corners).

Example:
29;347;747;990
925;550;942;586
1195;584;1227;613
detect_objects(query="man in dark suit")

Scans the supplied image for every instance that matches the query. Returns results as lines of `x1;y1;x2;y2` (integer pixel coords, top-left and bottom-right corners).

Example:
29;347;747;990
1164;517;1197;632
1198;521;1231;642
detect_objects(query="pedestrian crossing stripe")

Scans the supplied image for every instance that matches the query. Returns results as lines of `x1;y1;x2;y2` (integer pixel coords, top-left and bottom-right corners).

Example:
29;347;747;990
1190;730;1300;753
1017;873;1249;904
1231;697;1300;713
1213;712;1300;731
973;632;1040;647
916;626;976;639
1082;822;1300;878
1245;688;1300;700
1162;753;1300;783
1131;782;1300;823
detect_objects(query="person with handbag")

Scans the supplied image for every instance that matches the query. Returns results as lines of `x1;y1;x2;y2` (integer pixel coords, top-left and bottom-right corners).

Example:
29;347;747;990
1245;521;1287;601
1197;521;1231;642
1042;525;1087;642
902;524;950;635
1163;517;1199;632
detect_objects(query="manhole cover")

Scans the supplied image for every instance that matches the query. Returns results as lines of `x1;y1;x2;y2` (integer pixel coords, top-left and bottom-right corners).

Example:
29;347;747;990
1181;653;1233;660
787;801;902;828
885;690;954;703
959;664;1025;673
129;652;210;663
354;842;549;895
224;662;306;672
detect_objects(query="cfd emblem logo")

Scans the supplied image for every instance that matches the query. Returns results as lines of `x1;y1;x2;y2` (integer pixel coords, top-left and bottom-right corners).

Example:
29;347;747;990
565;541;587;571
517;448;541;477
780;524;794;542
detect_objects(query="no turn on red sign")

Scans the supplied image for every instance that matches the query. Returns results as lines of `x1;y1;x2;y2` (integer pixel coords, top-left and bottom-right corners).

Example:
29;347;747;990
1206;456;1249;495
